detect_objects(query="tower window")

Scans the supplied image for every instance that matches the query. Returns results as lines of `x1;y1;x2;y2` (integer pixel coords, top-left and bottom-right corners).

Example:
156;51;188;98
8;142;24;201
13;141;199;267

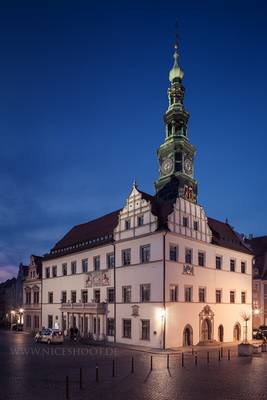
167;123;172;137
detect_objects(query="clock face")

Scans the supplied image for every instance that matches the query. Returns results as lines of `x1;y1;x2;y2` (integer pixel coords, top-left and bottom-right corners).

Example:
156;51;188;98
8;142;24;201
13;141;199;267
161;158;173;175
184;158;193;175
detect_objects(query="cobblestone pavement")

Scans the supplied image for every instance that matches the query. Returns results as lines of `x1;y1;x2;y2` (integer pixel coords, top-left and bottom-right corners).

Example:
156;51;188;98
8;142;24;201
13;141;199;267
1;330;267;400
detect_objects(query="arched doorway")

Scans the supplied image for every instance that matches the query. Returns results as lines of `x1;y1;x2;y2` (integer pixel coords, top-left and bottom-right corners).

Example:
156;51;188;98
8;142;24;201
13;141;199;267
201;318;212;341
218;325;224;342
183;325;193;346
233;323;241;341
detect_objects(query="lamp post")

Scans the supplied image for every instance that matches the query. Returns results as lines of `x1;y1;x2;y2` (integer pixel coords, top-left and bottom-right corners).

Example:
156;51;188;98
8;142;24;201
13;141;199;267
19;308;24;325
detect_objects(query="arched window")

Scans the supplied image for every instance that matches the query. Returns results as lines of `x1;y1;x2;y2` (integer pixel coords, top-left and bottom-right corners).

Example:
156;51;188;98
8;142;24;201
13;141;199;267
233;323;241;341
183;324;193;346
218;325;224;342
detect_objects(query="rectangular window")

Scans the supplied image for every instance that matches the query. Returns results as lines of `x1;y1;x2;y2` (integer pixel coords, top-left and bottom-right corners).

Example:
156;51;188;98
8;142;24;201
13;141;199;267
125;219;131;230
216;256;222;270
230;291;235;303
94;289;100;303
170;285;178;302
26;315;31;328
198;251;205;267
122;249;131;266
71;261;77;275
82;259;88;273
107;318;115;336
45;267;50;279
61;291;67;303
93;317;100;335
193;221;199;231
93;256;100;271
122;319;131;338
62;263;67;276
230;259;236;272
140;284;151;302
141;320;150;340
184;286;192;302
71;291;77;303
183;217;188;227
140;245;151;263
81;290;88;303
34;315;39;329
169;244;178;261
48;292;53;304
185;248;192;264
216;289;222;303
241;291;246;304
52;266;57;277
199;287;206;303
33;291;39;304
107;253;115;269
26;292;31;304
107;287;115;303
241;262;246;274
48;315;53;329
137;215;144;226
122;286;131;303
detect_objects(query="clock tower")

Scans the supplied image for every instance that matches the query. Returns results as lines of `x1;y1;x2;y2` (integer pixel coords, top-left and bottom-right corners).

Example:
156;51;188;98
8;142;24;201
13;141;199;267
155;41;197;204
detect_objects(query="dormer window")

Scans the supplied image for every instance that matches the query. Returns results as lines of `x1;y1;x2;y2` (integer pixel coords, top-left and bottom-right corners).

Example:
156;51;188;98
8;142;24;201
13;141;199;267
182;217;188;227
137;215;144;226
125;219;131;230
193;221;198;231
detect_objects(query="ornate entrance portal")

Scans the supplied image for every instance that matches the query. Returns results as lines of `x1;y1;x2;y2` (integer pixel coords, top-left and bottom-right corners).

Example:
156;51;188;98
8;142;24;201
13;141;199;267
198;305;217;345
201;318;212;341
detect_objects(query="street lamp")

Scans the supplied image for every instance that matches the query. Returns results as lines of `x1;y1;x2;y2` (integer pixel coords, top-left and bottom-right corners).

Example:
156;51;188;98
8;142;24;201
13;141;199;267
18;308;24;324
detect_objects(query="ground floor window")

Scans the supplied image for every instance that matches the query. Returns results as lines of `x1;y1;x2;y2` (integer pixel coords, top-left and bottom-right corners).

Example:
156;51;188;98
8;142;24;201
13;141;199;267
122;319;131;338
218;325;224;342
233;323;241;341
107;318;115;336
33;315;39;329
183;324;193;346
48;315;53;329
141;319;150;341
26;315;31;329
93;317;100;335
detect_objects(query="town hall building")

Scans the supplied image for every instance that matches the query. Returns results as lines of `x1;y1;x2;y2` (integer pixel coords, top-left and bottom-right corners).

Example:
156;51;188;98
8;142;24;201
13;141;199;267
41;41;253;349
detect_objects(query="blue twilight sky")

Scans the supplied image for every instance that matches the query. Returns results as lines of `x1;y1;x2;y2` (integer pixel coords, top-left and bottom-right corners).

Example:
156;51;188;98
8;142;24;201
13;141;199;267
0;0;267;282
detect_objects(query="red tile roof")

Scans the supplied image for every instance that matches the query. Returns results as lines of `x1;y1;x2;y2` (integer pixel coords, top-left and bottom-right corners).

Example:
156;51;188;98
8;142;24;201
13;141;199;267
44;191;252;260
207;217;252;254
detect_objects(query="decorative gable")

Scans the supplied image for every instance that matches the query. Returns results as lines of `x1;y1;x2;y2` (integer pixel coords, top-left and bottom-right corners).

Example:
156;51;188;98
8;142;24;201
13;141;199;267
114;183;158;241
167;197;212;243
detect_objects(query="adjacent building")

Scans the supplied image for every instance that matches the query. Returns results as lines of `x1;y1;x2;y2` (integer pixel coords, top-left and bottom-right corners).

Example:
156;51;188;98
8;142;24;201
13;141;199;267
23;255;43;332
246;236;267;328
41;41;253;348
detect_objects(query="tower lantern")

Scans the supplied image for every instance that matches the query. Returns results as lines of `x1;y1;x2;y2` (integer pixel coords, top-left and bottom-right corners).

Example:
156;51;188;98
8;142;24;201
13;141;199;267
155;40;197;204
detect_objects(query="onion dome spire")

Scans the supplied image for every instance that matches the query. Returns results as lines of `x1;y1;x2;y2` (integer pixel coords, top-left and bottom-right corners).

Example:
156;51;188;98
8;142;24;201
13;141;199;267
169;40;184;82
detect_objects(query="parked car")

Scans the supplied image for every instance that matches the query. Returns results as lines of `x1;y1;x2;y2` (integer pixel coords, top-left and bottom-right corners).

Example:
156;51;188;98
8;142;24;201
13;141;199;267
35;328;64;344
259;325;267;338
253;328;263;339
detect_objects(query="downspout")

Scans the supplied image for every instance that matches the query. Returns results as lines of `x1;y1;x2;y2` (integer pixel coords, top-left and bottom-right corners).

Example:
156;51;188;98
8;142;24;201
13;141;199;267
163;230;167;350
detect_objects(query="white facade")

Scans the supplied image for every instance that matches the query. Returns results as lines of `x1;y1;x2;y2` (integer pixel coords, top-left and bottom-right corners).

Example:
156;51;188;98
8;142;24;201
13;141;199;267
41;185;253;348
23;255;42;332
